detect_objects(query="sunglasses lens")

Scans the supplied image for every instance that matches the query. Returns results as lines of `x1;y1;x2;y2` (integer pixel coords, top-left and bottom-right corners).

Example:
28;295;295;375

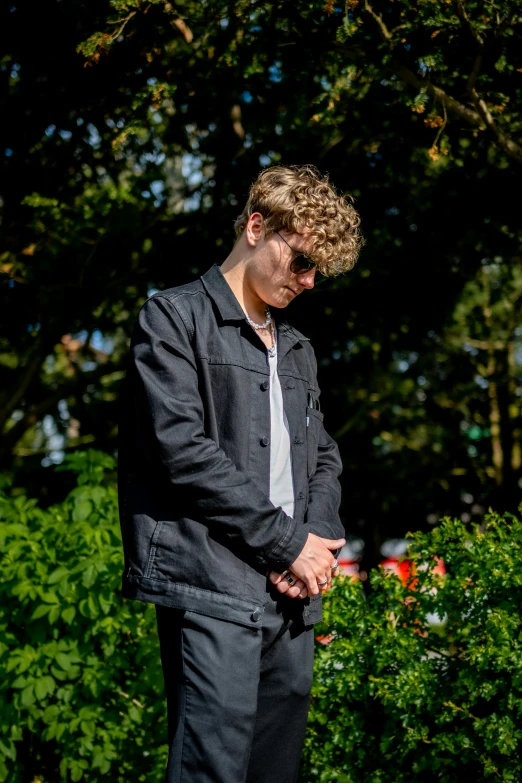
292;257;315;274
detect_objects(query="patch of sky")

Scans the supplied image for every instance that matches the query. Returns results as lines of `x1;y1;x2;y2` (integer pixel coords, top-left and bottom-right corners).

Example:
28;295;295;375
139;150;166;166
208;123;217;132
90;329;114;354
147;77;157;85
182;152;203;184
148;286;160;297
275;124;283;136
417;375;427;386
244;133;254;149
82;360;98;372
220;18;229;28
474;375;489;389
45;125;56;138
385;206;400;215
58;399;70;421
152;111;162;124
10;62;20;77
73;330;88;343
5;148;13;157
332;349;342;360
320;77;331;90
86;123;102;149
26;322;41;332
259;151;277;167
463;342;479;356
77;117;84;126
241;91;253;103
268;61;283;83
141;190;151;199
42;448;65;467
150;180;165;199
393;351;418;373
43;414;57;437
184;191;202;213
59;129;72;140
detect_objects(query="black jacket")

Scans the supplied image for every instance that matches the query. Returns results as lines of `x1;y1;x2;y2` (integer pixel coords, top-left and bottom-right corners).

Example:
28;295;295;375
118;263;344;628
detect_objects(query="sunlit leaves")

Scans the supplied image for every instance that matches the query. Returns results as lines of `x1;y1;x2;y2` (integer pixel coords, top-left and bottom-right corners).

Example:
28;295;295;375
0;451;167;782
304;508;522;781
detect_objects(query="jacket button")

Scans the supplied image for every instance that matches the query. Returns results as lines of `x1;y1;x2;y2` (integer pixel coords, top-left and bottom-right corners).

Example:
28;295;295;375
251;609;261;622
260;436;269;447
260;380;269;391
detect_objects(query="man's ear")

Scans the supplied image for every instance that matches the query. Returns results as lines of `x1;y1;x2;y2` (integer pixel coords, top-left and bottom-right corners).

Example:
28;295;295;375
245;212;265;247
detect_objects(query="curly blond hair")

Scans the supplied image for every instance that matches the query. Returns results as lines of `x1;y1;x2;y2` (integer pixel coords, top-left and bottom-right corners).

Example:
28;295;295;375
233;164;363;276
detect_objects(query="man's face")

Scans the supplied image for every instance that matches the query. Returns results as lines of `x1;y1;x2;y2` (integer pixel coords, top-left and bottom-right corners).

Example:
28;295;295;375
245;214;317;308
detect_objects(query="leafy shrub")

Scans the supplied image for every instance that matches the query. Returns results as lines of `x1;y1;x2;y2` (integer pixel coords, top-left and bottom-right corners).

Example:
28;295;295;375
302;511;522;783
3;451;522;782
0;451;167;782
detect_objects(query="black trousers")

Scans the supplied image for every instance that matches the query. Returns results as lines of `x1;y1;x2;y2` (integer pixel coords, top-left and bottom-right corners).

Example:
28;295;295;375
155;589;315;783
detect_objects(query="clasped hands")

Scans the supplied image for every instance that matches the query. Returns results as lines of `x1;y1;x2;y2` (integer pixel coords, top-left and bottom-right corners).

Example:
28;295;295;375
269;532;345;600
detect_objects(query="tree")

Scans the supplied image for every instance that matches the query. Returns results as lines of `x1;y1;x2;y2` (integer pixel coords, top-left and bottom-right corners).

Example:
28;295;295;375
2;0;521;562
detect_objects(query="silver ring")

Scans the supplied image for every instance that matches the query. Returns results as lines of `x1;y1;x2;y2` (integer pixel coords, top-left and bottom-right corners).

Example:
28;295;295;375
331;559;339;570
317;579;328;587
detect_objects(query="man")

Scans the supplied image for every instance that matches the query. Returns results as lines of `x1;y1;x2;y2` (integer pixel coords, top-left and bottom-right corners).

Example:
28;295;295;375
118;164;362;783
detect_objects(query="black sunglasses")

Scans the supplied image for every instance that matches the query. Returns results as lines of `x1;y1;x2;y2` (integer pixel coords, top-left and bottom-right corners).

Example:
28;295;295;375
274;231;317;275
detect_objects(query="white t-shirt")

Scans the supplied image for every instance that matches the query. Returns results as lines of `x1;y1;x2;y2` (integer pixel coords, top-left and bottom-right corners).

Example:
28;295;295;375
268;348;295;518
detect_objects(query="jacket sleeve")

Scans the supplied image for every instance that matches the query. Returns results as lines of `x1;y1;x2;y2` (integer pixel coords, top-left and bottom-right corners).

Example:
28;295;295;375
129;294;308;571
304;347;345;542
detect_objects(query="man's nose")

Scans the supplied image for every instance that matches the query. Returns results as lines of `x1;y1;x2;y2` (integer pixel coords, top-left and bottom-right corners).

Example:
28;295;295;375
297;269;316;290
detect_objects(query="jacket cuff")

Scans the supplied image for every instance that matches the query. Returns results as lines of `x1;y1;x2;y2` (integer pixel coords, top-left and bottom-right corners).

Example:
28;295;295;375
265;517;309;572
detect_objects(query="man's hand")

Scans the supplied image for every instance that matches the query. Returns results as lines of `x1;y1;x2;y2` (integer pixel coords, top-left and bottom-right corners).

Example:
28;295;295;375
269;570;309;599
270;533;345;598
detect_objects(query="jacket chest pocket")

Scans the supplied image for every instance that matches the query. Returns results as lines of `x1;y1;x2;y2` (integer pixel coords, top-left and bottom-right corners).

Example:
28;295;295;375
306;408;324;477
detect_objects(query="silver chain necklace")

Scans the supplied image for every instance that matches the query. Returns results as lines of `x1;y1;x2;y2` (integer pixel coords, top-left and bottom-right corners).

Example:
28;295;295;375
245;306;271;331
245;307;277;357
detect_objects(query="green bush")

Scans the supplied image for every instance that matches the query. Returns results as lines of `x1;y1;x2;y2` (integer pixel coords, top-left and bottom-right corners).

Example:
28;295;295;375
0;451;167;782
302;511;522;782
3;451;522;782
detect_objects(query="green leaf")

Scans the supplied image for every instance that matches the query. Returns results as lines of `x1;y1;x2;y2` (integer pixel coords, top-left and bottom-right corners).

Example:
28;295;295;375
72;499;93;522
35;677;50;700
48;606;61;624
31;604;51;620
47;567;69;584
41;591;60;604
55;652;72;671
42;704;60;724
62;606;76;624
20;684;35;707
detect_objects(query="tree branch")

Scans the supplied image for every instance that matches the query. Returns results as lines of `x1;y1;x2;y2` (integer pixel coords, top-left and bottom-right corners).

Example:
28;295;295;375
452;0;484;48
362;0;522;165
397;66;522;164
466;54;482;94
0;361;125;466
363;0;392;41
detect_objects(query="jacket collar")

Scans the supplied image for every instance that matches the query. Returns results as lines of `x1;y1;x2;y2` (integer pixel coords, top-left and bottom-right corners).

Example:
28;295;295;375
200;263;310;348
